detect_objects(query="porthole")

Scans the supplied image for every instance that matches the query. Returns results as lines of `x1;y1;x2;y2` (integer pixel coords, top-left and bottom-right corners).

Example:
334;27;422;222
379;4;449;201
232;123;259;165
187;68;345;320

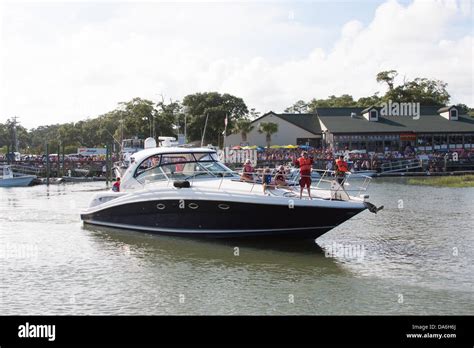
218;204;230;210
156;203;166;210
188;203;199;209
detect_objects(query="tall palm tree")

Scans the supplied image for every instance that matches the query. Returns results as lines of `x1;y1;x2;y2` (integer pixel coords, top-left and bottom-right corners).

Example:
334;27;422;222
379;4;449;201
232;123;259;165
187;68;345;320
233;119;254;143
258;122;279;148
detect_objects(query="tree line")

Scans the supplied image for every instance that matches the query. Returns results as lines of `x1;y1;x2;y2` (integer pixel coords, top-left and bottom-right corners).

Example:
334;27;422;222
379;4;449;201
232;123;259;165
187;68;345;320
0;70;472;154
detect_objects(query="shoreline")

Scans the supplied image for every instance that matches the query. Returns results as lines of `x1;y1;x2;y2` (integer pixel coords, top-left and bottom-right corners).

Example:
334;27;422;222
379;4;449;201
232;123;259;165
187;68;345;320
407;175;474;188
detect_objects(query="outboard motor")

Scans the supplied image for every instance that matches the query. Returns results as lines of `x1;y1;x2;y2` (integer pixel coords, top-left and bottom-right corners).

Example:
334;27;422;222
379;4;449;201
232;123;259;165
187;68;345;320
364;202;384;214
173;180;191;188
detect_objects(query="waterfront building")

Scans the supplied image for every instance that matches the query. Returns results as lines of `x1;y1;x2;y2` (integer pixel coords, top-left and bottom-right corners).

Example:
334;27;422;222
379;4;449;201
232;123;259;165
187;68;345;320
226;112;322;148
226;106;474;152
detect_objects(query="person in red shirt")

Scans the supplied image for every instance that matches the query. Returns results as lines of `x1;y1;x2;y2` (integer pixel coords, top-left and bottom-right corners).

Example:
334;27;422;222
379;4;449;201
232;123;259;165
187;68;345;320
295;151;313;199
335;155;348;185
112;177;121;192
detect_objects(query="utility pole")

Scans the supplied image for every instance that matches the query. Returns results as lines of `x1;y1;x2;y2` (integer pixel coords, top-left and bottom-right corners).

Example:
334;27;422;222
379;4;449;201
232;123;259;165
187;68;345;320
58;142;61;178
201;113;209;147
61;142;65;178
106;144;110;186
184;113;187;143
182;105;189;144
45;143;50;186
121;115;124;146
150;116;152;138
11;116;19;153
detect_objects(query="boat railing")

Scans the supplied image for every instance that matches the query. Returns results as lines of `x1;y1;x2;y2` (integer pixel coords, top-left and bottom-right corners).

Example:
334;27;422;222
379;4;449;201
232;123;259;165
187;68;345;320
312;169;372;198
380;158;422;173
9;164;41;176
139;168;372;201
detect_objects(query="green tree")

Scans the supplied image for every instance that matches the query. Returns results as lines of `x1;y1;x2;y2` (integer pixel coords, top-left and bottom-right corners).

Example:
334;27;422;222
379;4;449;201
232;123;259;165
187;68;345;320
233;118;254;143
58;123;82;149
376;70;398;91
356;93;382;107
308;94;356;111
29;124;63;153
258;122;278;148
155;97;183;137
285;100;309;113
117;97;156;139
1;119;31;153
182;92;248;145
383;78;450;105
455;104;469;114
0;123;6;147
249;108;261;120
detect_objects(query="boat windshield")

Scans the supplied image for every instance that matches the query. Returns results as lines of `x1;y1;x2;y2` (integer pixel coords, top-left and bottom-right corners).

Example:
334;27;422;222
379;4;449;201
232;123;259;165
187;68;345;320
2;166;13;179
134;152;236;184
122;139;144;149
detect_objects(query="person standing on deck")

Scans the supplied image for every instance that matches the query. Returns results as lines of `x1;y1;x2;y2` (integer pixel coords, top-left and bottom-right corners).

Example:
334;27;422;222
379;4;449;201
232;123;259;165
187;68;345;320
335;155;348;185
295;151;313;199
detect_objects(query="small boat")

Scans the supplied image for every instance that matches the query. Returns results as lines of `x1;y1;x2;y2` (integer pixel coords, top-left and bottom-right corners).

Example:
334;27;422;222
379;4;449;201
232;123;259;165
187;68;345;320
113;137;146;178
80;142;382;240
0;165;36;187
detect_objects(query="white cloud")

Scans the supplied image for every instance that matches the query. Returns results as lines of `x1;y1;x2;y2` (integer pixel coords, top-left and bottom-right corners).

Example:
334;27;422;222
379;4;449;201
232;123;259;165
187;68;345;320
0;0;472;129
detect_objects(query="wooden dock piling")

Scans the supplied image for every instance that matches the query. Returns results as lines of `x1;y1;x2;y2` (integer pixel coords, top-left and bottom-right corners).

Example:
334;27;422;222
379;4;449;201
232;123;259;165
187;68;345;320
45;143;50;185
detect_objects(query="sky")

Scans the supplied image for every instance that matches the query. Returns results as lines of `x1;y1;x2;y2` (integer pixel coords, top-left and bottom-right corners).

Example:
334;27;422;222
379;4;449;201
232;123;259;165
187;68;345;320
0;0;472;129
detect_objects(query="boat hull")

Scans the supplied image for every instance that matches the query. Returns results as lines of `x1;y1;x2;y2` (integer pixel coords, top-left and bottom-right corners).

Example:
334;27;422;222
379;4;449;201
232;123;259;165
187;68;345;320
0;175;36;187
81;199;366;239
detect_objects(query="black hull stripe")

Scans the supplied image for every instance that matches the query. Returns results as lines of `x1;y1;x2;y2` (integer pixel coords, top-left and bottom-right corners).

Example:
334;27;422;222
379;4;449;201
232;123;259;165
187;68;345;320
83;220;335;234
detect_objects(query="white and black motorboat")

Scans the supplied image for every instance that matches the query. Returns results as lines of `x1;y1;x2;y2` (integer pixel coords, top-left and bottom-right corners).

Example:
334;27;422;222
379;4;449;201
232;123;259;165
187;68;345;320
81;144;382;240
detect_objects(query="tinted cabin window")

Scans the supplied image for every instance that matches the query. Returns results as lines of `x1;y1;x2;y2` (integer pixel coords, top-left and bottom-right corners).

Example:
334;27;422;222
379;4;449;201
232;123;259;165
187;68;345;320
194;152;218;162
136;154;161;175
135;152;236;183
161;153;195;164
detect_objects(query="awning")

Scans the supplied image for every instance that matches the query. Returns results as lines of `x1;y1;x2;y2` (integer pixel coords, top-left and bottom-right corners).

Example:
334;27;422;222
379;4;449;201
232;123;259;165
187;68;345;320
400;133;417;141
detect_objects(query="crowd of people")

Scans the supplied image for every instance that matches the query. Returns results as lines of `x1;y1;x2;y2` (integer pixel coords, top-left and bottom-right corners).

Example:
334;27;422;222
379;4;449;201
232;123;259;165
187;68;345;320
2;146;473;176
255;147;474;172
257;148;333;162
0;153;118;178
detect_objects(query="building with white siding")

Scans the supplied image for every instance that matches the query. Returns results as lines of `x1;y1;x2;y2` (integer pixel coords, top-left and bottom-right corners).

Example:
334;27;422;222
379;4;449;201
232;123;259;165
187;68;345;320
225;111;322;147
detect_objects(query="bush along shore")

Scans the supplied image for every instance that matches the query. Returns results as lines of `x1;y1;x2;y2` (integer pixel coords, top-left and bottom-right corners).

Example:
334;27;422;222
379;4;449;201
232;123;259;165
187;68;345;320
408;175;474;188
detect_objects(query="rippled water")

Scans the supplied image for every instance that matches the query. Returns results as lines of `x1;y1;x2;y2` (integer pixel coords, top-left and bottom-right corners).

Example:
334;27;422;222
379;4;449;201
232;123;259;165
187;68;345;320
1;179;473;315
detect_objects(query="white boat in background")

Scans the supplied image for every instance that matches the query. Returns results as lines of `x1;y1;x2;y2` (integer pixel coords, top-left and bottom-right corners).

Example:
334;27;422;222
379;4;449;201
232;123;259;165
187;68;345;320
0;165;36;187
113;137;146;178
